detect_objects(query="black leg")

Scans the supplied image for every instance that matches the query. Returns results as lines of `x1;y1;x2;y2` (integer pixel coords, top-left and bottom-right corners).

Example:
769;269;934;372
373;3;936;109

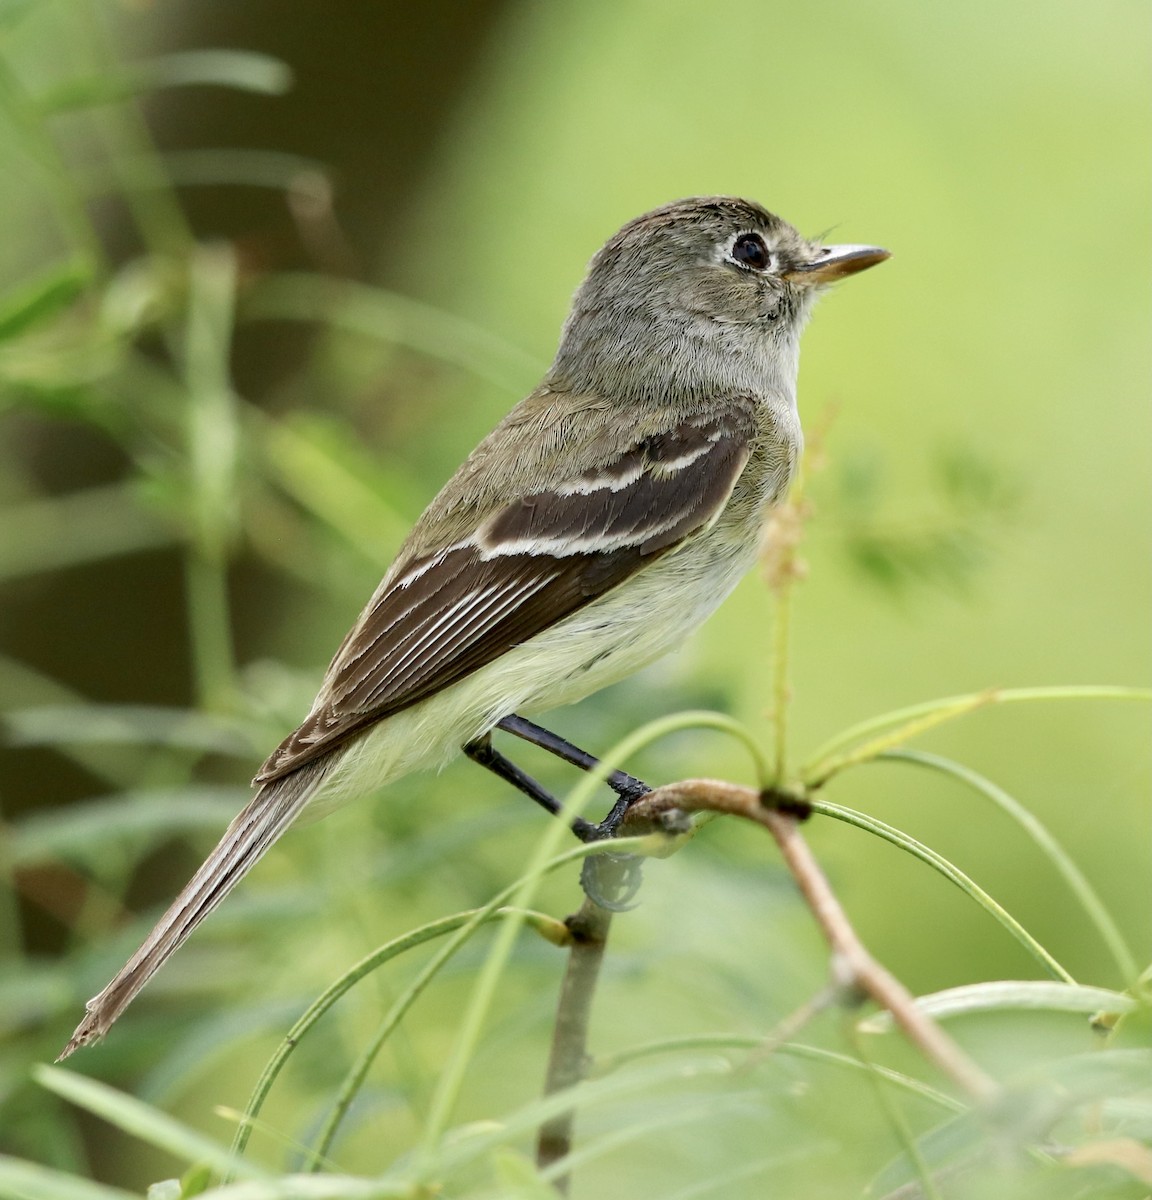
463;733;599;842
497;714;652;809
464;716;650;911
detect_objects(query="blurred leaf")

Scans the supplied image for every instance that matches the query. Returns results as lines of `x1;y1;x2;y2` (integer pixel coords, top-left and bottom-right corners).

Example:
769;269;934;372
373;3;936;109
859;981;1137;1031
242;273;544;395
31;1067;267;1181
0;485;175;581
489;1149;556;1197
0;322;123;402
937;445;1022;516
106;151;331;195
829;443;1021;597
0;964;72;1037
100;258;181;338
10;787;245;869
255;410;413;562
870;1049;1152;1195
0;964;72;1041
0;654;144;787
1064;1139;1152;1185
4;705;257;755
138;998;311;1106
178;1163;215;1198
0;262;91;342
0;1154;140;1199
191;1178;409;1198
38;51;293;112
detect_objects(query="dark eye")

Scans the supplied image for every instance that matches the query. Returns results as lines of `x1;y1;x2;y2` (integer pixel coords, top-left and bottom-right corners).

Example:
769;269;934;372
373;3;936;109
731;232;770;270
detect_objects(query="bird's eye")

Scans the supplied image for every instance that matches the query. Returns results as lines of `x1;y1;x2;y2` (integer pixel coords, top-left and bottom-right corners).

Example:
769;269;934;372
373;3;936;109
731;232;770;271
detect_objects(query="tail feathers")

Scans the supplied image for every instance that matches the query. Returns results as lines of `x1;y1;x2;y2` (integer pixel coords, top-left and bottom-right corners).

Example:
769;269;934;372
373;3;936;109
58;760;329;1060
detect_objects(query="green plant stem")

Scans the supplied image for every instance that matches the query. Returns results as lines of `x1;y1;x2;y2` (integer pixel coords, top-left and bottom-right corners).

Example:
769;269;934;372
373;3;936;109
770;579;792;785
413;711;769;1179
231;906;565;1163
849;1023;943;1200
801;685;1152;785
0;56;106;272
594;1036;964;1114
182;247;240;712
301;903;576;1172
77;0;192;258
877;749;1139;984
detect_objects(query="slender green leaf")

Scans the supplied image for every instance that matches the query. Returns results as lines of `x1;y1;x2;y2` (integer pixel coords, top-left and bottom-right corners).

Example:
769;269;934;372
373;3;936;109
32;1067;267;1180
4;705;256;755
0;1155;140;1200
859;981;1137;1032
193;1179;410;1199
802;685;1152;784
869;1049;1152;1196
0;261;91;341
877;749;1140;982
11;788;245;869
414;710;769;1173
231;905;567;1164
242;273;544;396
419;1056;739;1181
0;484;174;581
538;1092;777;1184
594;1036;963;1113
38;51;292;112
812;799;1074;982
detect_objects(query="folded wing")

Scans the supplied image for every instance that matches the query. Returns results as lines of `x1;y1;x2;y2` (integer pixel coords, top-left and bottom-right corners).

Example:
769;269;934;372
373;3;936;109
256;408;754;782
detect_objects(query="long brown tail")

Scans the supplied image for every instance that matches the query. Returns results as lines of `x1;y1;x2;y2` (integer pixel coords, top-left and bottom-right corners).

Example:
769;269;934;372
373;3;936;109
58;759;330;1060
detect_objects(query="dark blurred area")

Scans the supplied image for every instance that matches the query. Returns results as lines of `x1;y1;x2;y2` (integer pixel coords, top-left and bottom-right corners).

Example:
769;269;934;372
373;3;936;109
4;0;511;948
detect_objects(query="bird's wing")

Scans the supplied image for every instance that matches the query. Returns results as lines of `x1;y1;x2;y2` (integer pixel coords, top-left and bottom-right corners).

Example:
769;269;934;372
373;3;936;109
255;407;755;782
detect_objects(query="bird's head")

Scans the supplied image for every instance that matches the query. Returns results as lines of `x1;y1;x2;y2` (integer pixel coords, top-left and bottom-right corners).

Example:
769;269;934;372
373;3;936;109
550;196;889;399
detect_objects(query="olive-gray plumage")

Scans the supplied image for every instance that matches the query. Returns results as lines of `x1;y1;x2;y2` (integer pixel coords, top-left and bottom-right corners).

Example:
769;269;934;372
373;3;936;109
61;197;888;1057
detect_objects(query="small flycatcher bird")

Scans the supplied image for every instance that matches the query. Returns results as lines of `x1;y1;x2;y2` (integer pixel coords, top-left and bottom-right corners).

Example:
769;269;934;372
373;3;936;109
61;197;888;1057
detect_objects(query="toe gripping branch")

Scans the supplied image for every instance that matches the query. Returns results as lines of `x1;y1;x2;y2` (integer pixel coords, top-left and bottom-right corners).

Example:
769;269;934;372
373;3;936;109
463;714;651;909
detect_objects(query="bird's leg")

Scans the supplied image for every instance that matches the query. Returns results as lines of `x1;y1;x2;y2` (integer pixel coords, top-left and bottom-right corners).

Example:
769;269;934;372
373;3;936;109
464;716;650;911
463;733;600;843
496;713;652;836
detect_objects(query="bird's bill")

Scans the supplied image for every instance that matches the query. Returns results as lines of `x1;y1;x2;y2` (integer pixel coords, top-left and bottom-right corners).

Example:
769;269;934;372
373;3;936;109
784;244;891;284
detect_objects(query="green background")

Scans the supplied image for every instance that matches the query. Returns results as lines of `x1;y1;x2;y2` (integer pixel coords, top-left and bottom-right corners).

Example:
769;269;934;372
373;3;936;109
0;0;1148;1196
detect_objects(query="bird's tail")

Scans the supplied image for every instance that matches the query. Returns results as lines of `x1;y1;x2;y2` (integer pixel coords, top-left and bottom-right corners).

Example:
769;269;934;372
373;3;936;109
58;759;330;1060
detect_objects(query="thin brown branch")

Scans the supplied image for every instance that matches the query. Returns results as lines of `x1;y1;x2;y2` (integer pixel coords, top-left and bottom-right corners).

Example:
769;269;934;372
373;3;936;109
536;889;616;1190
620;779;1000;1103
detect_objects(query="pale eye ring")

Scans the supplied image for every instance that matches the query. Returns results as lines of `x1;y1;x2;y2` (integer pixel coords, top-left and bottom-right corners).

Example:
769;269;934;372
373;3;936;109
731;232;770;271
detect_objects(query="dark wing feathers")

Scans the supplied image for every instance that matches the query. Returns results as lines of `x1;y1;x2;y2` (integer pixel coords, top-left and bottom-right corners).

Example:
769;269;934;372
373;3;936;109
255;410;753;783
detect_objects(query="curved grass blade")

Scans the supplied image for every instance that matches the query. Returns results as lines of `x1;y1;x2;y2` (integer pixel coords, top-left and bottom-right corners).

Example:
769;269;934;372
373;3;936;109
0;1155;139;1200
231;906;567;1163
802;685;1152;785
32;1066;266;1181
811;800;1074;983
859;980;1136;1032
37;50;292;113
877;749;1139;982
593;1034;963;1114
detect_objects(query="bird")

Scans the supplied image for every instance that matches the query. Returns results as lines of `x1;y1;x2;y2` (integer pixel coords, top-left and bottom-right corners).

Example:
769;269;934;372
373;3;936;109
60;196;888;1058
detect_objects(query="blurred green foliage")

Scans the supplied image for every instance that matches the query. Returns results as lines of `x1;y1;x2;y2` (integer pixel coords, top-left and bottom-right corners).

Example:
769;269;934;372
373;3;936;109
0;0;1148;1197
